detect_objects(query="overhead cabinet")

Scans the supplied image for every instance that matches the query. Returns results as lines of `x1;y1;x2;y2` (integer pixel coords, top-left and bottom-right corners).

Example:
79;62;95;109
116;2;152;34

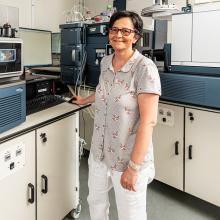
153;103;220;207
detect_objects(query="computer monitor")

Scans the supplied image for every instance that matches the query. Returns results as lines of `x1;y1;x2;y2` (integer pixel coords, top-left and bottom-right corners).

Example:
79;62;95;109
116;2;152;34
52;33;61;54
19;28;52;67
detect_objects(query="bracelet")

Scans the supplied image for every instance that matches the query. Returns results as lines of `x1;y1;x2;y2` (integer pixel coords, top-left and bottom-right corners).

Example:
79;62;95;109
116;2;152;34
128;160;141;172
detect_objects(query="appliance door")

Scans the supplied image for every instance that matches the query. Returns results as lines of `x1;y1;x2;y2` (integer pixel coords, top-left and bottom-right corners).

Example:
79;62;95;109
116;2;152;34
61;27;85;45
61;66;82;85
0;42;22;77
61;44;84;67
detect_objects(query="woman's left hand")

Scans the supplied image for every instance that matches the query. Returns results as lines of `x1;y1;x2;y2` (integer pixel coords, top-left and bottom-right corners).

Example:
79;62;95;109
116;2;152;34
120;167;138;191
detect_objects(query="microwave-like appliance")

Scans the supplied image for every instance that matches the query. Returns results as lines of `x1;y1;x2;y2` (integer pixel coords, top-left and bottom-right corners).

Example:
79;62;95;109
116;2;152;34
0;37;23;78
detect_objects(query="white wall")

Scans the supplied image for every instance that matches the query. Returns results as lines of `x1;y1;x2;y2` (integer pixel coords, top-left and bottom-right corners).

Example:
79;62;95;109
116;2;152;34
0;0;79;32
84;0;154;30
33;0;75;32
126;0;154;30
0;0;32;28
191;0;220;3
2;0;218;33
84;0;113;17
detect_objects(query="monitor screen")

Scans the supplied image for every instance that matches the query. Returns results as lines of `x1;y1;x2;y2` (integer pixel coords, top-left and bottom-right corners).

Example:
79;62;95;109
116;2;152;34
19;28;52;67
52;33;61;54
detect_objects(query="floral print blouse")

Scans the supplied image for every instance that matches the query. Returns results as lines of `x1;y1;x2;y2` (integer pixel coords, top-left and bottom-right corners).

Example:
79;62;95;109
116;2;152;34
90;49;161;172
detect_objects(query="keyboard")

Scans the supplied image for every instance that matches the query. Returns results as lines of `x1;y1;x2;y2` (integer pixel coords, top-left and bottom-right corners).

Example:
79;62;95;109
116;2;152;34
26;95;65;115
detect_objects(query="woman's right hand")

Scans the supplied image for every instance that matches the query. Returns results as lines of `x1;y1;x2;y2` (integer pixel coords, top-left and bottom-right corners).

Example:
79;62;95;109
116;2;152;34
70;96;87;105
70;93;95;105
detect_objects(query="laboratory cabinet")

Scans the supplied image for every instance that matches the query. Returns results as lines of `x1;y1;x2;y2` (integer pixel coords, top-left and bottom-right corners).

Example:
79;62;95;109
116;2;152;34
185;108;220;207
37;114;79;220
0;131;36;220
79;87;95;151
0;112;79;220
153;104;184;191
153;103;220;206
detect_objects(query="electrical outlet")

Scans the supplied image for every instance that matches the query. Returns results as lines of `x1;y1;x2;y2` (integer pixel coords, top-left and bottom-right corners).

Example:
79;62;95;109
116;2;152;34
158;107;174;126
0;142;26;181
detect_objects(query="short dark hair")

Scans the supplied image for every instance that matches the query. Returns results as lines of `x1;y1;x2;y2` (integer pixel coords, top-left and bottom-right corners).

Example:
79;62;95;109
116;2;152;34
109;10;143;37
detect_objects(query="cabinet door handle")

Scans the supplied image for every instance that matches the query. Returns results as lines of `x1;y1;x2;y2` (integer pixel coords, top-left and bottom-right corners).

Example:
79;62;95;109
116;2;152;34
188;145;193;159
41;175;48;194
28;183;35;204
175;141;179;155
40;133;47;143
188;112;194;121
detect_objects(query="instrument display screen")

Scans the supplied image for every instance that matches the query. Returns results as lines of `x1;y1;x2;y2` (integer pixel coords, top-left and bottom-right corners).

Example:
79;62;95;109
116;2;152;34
0;49;16;62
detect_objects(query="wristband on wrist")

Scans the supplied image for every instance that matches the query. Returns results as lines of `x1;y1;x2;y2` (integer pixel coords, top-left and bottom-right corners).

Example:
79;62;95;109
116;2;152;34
128;160;141;172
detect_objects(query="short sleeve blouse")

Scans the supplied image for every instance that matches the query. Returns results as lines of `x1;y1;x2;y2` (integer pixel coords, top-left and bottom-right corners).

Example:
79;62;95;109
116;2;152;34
90;49;161;172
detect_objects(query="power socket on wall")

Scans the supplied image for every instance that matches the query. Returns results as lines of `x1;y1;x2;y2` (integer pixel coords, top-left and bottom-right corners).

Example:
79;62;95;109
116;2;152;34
157;107;174;126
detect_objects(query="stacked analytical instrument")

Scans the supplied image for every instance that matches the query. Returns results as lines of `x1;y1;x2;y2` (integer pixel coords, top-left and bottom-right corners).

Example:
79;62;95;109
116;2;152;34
85;22;109;87
60;23;86;85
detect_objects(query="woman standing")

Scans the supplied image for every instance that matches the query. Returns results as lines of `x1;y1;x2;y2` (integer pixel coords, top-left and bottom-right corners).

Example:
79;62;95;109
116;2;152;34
72;11;161;220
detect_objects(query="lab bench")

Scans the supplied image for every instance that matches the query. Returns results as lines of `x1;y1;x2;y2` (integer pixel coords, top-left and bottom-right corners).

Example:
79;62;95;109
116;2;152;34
0;102;88;220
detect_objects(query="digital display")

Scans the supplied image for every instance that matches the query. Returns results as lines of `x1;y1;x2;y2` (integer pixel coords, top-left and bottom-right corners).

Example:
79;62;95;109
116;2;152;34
0;49;16;62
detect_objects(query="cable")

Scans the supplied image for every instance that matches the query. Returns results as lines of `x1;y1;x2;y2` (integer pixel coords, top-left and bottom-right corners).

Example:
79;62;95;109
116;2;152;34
75;51;87;94
81;110;86;140
77;84;95;119
67;38;87;96
74;70;80;95
67;84;77;96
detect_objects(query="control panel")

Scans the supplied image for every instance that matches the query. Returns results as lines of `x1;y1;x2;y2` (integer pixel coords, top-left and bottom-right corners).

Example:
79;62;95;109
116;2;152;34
0;142;26;181
157;107;174;126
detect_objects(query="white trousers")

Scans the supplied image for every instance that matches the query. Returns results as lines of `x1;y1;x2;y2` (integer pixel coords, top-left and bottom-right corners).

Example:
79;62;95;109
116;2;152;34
87;153;154;220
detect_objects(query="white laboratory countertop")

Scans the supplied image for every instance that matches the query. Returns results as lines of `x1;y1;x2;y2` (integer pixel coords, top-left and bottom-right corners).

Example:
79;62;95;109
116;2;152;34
0;102;89;143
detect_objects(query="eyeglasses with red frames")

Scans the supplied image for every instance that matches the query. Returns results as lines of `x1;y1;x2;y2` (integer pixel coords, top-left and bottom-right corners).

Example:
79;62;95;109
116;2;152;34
109;27;137;36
